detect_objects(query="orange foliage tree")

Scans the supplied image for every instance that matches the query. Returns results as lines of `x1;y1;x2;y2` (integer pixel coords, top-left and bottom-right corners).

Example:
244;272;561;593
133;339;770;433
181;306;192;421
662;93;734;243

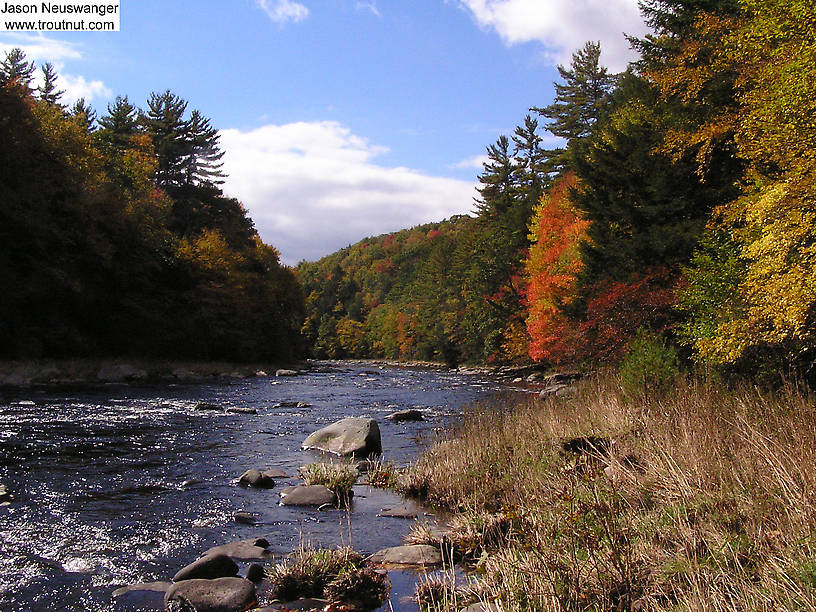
525;173;589;364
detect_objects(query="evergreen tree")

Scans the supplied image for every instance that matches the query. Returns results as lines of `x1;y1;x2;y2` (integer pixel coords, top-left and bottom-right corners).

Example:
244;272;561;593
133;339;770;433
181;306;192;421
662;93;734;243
474;135;515;218
98;95;140;148
140;90;225;188
70;98;96;131
0;48;35;88
532;41;617;169
36;62;64;106
184;109;225;185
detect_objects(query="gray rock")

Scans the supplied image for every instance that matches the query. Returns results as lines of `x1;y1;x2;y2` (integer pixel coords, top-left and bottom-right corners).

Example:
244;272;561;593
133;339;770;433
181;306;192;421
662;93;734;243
195;402;224;411
255;370;268;377
262;468;289;478
0;484;10;504
245;563;265;583
173;554;239;582
368;544;442;566
227;407;257;415
275;369;298;377
165;577;256;612
112;581;172;598
296;401;312;408
181;479;201;488
386;409;424;422
376;506;418;519
203;540;273;562
239;469;275;488
234;512;255;524
279;485;336;507
302;417;381;457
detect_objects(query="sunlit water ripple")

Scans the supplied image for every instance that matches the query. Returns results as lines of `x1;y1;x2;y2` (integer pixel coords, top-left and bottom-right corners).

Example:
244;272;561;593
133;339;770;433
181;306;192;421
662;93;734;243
0;362;505;611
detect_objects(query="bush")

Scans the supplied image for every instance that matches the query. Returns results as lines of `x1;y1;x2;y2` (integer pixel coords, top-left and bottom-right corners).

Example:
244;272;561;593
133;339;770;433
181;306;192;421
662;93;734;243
618;328;681;394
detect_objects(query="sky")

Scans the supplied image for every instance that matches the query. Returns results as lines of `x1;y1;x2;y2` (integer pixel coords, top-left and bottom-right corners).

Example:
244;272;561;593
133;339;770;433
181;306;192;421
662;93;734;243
1;0;650;264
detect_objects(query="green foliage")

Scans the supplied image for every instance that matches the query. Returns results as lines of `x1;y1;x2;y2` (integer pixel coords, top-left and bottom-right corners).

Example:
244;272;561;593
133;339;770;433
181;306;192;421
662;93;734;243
619;329;682;394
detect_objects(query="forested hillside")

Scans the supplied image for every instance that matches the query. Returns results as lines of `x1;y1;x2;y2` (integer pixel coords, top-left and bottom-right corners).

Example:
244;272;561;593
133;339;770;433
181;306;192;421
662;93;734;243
0;50;304;362
301;0;816;382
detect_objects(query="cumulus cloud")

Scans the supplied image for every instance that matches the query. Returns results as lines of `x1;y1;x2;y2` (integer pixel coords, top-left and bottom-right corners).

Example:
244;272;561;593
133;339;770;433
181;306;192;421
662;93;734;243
256;0;309;24
0;33;81;63
219;121;477;264
456;0;649;71
58;73;112;105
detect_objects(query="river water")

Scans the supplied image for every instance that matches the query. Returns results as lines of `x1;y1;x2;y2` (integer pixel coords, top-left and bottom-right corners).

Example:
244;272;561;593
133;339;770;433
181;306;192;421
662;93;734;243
0;362;504;611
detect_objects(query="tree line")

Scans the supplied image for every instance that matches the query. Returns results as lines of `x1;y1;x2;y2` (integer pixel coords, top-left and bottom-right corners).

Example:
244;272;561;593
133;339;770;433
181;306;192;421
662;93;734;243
0;49;304;361
299;0;816;382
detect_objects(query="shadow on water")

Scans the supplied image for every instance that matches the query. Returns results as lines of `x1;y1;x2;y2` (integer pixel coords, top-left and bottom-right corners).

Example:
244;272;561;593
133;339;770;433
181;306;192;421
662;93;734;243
0;362;504;611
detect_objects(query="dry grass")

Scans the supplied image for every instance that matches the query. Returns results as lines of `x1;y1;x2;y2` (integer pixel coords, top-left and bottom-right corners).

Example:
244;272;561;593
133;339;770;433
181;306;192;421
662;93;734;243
404;373;816;611
299;461;358;499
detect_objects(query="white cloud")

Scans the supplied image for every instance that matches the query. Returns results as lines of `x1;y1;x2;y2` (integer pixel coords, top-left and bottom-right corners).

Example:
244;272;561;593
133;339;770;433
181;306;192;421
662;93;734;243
456;0;649;71
220;121;477;264
452;154;490;169
58;73;112;105
256;0;309;24
0;33;81;64
356;1;380;17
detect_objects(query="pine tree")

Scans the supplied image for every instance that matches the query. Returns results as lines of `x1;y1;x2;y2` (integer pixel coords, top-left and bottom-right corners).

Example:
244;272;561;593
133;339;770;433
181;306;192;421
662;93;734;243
140;90;225;187
37;62;64;106
185;109;225;185
0;48;35;88
474;135;515;218
98;96;140;148
70;98;97;131
532;41;617;167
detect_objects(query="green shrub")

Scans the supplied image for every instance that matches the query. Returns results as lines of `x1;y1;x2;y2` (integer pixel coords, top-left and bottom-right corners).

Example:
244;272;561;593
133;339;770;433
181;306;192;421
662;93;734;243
619;329;681;394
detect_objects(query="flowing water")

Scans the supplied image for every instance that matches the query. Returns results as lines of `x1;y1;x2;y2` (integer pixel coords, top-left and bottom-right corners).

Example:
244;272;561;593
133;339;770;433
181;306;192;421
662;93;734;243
0;362;505;611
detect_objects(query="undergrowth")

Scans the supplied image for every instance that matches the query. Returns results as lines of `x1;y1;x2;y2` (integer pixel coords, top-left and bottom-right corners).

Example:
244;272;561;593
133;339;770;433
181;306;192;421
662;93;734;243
404;373;816;611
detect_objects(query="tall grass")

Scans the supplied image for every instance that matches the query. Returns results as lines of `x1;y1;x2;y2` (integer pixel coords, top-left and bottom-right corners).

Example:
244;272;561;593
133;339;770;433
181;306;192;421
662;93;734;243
404;373;816;610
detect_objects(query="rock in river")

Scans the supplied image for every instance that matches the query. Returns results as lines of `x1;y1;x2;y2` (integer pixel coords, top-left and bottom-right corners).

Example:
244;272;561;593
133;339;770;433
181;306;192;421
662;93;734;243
279;484;336;507
173;553;238;582
165;577;256;612
302;417;381;457
275;369;298;377
386;409;424;422
203;539;273;562
238;469;275;488
368;544;442;567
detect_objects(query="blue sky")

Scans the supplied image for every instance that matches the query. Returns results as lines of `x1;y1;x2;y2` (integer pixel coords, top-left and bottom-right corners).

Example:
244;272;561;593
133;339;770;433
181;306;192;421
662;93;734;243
1;0;649;264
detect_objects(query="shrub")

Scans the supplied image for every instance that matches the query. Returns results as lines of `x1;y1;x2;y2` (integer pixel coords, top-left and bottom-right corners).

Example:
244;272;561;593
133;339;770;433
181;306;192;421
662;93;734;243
618;328;681;395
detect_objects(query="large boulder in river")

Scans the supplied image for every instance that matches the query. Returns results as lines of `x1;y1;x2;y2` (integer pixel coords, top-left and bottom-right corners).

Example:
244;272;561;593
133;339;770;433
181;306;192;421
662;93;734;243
164;577;256;612
279;484;336;507
302;417;381;457
173;553;238;582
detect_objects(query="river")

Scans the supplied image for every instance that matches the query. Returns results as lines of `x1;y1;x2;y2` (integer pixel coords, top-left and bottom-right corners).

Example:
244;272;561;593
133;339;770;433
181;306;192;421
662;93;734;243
0;362;505;611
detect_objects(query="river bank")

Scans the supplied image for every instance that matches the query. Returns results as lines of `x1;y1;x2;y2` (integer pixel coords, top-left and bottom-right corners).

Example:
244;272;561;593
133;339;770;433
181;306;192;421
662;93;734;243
400;373;816;611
